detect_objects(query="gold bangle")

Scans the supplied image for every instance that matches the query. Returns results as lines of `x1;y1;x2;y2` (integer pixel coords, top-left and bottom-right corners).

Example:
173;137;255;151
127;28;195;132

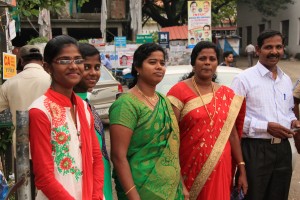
238;161;245;166
125;185;136;195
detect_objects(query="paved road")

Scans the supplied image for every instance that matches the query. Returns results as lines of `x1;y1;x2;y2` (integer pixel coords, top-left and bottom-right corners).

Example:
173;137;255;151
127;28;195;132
105;56;300;199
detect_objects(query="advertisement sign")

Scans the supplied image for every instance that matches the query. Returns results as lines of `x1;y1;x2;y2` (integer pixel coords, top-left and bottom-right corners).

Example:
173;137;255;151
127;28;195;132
115;36;126;47
188;0;212;48
98;44;139;68
136;34;153;44
2;53;16;80
118;52;133;68
158;32;169;48
89;38;105;47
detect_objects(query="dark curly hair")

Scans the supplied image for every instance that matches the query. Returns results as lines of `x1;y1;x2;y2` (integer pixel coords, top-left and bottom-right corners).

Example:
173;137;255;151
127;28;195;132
129;43;165;88
183;41;219;80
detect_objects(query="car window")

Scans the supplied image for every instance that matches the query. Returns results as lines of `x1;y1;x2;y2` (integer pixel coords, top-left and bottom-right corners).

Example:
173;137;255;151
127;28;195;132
100;67;114;81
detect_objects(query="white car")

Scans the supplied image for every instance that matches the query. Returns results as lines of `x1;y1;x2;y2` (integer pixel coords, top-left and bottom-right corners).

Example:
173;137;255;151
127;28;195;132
156;65;244;95
90;67;123;123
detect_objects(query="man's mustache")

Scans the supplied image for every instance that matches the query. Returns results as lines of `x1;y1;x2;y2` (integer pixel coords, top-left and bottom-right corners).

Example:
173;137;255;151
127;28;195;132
267;54;280;59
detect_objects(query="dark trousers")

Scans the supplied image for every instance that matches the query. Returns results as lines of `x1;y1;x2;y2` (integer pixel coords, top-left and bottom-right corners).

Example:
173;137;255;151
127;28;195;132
247;52;254;67
240;138;292;200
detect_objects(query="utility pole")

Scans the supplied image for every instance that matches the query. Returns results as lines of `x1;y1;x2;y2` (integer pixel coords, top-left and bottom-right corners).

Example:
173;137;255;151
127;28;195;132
16;111;31;200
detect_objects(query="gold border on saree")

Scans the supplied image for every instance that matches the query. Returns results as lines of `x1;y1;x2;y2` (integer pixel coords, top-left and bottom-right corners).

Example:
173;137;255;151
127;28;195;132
189;95;244;200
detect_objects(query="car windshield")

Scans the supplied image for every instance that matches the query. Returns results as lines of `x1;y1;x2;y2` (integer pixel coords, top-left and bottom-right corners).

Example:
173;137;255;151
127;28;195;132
156;73;187;94
99;67;114;81
156;70;240;95
215;72;238;87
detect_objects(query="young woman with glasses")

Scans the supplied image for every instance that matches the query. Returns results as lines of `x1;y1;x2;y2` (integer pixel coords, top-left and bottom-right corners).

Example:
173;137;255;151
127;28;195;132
28;35;104;200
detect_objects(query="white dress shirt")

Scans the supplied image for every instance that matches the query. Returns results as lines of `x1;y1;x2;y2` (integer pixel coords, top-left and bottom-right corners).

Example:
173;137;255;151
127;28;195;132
231;61;296;139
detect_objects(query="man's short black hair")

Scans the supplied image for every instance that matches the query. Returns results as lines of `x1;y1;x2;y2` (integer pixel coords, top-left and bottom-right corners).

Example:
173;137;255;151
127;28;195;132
223;51;233;59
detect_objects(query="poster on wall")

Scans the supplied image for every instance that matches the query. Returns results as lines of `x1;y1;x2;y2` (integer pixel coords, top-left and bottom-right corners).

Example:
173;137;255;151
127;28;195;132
2;53;16;80
117;52;133;68
158;32;170;48
187;0;212;48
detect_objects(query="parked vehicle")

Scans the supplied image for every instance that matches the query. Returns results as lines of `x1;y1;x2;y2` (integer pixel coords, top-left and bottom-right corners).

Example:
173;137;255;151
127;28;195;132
90;67;123;123
156;65;244;95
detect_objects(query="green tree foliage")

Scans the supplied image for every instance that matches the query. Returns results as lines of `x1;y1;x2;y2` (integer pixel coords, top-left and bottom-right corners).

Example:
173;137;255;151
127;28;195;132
15;0;89;17
143;0;294;28
240;0;294;17
15;0;66;17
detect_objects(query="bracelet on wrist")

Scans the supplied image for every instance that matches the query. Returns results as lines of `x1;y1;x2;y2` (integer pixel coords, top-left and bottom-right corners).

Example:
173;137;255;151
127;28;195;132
237;161;245;166
125;185;136;195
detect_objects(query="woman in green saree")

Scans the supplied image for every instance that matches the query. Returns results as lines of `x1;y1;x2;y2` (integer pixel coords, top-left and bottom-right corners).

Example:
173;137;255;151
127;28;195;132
109;43;184;200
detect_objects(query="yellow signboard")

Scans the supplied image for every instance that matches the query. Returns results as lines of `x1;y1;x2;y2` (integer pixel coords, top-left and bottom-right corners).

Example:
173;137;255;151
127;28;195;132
3;53;17;80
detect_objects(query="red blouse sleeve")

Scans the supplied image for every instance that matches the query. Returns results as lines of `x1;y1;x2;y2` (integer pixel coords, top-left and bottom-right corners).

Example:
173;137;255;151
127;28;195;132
235;99;246;139
29;108;75;200
90;112;104;200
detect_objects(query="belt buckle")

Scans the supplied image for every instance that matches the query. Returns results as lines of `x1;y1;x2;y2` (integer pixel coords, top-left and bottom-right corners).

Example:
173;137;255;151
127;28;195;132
271;137;281;144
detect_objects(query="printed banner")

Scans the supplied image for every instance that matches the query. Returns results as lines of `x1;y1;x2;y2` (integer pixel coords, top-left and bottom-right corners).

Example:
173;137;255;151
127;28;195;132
158;32;169;48
115;36;127;48
188;0;212;48
2;53;16;80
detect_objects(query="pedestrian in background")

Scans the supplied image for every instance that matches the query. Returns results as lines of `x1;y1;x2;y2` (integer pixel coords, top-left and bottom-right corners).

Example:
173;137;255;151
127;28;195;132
29;35;104;200
0;44;50;199
167;41;248;200
245;43;255;67
102;54;112;71
109;43;184;200
231;30;300;200
74;43;113;200
219;51;234;67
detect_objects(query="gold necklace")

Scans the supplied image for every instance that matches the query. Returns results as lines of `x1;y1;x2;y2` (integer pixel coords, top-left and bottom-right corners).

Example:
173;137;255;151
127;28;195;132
135;85;159;108
192;76;216;126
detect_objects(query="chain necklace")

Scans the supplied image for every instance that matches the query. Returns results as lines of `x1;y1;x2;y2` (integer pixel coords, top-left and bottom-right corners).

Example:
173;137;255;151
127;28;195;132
72;104;81;149
192;76;216;126
135;85;159;108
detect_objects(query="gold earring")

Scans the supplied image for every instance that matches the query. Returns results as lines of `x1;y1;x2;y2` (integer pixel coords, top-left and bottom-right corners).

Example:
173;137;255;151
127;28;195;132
137;72;139;76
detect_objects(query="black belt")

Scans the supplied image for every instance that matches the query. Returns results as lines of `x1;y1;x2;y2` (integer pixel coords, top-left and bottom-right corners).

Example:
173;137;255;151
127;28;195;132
242;137;288;144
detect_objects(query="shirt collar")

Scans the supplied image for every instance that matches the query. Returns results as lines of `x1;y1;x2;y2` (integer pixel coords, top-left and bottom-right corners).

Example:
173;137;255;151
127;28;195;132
23;63;44;70
256;61;284;79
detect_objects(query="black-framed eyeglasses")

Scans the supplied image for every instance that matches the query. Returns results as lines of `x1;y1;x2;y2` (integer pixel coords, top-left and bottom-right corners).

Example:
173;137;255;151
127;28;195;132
54;59;84;65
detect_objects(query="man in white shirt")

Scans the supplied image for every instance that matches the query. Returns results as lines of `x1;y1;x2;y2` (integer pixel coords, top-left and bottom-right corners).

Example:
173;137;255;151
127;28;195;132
102;54;112;71
0;45;51;199
231;30;300;200
245;43;255;67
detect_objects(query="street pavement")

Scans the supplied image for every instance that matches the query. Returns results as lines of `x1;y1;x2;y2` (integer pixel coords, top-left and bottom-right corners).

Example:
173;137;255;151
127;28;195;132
104;56;300;200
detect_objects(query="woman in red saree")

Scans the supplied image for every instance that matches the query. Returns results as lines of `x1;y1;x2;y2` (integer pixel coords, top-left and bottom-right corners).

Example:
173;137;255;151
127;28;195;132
167;41;248;200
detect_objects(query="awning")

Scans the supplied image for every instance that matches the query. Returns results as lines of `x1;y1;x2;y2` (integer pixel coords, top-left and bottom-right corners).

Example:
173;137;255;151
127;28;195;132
160;25;188;40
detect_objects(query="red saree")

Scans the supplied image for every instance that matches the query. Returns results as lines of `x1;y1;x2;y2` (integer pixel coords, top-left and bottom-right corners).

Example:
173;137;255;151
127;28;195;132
167;81;245;200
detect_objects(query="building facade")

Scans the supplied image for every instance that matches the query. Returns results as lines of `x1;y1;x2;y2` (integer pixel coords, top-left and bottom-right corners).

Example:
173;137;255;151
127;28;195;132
12;0;131;46
237;1;300;57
